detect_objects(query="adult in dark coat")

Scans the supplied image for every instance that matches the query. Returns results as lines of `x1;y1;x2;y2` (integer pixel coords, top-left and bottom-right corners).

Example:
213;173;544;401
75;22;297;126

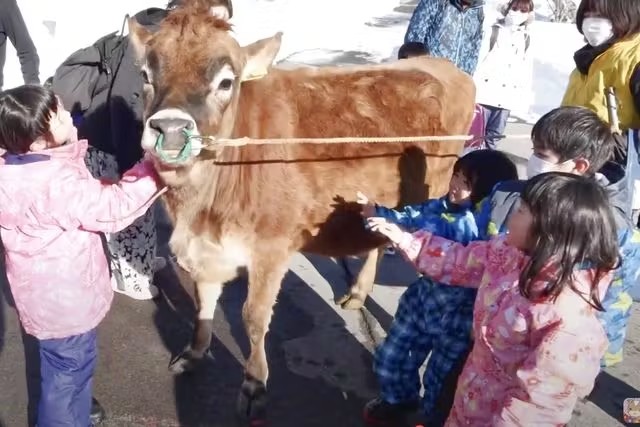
50;0;233;301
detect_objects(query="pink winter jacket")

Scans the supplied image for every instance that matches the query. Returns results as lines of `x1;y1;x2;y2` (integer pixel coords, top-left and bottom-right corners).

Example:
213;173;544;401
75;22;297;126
0;140;165;339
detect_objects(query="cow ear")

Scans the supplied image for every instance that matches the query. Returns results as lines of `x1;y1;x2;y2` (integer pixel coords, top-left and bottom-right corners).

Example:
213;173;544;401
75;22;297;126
127;17;153;63
210;4;230;20
241;32;283;82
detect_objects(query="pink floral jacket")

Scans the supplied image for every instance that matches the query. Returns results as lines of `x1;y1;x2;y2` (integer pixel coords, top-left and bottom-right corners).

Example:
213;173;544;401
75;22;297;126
396;231;611;426
0;140;164;339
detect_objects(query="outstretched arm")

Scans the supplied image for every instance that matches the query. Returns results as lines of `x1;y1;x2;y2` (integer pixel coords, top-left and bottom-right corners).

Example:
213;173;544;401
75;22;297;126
367;217;489;287
52;160;165;233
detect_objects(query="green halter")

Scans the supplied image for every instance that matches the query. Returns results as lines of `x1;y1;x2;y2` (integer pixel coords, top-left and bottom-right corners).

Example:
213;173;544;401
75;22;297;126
154;128;194;164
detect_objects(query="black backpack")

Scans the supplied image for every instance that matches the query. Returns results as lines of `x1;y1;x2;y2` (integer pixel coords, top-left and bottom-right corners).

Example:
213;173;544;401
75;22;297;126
49;23;128;118
48;15;147;173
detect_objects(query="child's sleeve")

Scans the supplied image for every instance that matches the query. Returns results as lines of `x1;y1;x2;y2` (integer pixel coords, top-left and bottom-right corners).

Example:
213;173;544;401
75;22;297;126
495;321;603;425
52;160;166;233
394;230;489;288
467;15;485;74
373;198;443;231
404;0;439;44
474;196;494;240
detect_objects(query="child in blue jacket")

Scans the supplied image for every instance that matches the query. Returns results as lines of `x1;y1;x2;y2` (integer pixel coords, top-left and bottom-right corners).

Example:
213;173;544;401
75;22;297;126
360;149;518;426
404;0;485;75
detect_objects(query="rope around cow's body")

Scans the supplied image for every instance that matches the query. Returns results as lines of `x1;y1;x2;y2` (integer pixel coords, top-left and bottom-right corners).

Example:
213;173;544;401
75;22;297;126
192;133;532;148
153;131;532;163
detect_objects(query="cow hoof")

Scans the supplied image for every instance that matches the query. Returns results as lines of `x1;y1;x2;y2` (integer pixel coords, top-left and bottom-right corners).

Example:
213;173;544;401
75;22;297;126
236;375;267;426
168;348;213;374
340;294;365;310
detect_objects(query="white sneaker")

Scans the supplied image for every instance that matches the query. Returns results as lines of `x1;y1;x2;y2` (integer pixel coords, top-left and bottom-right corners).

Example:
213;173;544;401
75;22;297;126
114;283;160;300
152;256;167;272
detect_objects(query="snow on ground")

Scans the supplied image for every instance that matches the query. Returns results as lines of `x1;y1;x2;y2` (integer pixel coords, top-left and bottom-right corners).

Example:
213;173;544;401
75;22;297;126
4;0;585;123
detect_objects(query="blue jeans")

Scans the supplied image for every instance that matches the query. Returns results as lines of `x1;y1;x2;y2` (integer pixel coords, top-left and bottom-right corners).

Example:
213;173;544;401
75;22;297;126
37;329;97;427
479;104;510;149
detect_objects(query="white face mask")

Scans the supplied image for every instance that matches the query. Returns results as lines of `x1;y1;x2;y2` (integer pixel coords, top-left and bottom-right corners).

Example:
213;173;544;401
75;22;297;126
582;17;614;47
505;10;528;26
526;154;575;178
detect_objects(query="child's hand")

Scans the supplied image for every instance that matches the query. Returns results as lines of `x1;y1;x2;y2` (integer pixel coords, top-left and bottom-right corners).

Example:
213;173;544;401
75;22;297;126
356;191;376;218
367;217;406;245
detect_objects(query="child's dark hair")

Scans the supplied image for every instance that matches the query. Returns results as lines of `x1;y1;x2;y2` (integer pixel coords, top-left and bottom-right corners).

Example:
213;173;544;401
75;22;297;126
453;149;518;205
519;172;619;310
576;0;640;40
0;85;58;155
531;106;616;176
398;42;428;60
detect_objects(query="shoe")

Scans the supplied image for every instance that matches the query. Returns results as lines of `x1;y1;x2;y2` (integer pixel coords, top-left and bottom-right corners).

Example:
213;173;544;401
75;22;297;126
114;283;160;300
152;256;167;272
363;397;418;427
90;397;106;426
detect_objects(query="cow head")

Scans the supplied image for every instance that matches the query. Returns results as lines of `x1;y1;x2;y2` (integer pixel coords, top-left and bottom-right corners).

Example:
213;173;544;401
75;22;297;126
128;5;282;166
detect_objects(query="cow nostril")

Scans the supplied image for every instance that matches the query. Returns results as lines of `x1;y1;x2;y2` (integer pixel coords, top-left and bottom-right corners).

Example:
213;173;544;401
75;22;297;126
149;118;162;132
148;118;194;135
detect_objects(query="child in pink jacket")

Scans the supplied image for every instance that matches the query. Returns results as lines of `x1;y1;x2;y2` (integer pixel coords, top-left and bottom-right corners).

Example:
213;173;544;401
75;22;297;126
0;85;165;426
367;172;618;426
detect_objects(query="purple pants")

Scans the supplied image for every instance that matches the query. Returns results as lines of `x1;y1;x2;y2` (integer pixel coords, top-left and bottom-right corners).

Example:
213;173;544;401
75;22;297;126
37;328;97;427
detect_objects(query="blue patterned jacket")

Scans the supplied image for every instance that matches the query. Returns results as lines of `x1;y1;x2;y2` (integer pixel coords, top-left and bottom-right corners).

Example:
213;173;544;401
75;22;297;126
375;196;478;243
404;0;485;75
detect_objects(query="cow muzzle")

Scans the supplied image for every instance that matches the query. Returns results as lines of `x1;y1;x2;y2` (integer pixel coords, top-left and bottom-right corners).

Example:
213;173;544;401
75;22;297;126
142;109;202;165
149;118;195;163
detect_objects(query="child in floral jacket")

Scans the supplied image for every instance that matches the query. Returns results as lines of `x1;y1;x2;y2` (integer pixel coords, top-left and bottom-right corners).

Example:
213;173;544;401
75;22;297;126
369;173;619;426
361;149;518;426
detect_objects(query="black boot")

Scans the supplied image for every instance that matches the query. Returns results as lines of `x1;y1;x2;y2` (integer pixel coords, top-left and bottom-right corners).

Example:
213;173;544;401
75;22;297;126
363;397;418;427
90;397;106;426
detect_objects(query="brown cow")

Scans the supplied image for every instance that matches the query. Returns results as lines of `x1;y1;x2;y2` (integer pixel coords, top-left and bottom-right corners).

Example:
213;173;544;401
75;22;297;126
127;5;474;423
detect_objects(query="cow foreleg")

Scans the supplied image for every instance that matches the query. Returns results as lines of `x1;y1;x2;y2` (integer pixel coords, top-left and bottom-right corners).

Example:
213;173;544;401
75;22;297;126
337;247;383;310
169;276;230;374
237;251;289;425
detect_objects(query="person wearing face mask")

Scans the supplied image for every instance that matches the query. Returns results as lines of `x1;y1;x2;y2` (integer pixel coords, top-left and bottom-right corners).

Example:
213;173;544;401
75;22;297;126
561;0;640;131
488;106;640;368
473;0;535;149
412;107;640;425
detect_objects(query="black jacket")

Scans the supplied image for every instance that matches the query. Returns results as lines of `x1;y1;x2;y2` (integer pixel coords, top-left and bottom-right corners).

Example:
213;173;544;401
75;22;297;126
0;0;40;89
53;8;167;174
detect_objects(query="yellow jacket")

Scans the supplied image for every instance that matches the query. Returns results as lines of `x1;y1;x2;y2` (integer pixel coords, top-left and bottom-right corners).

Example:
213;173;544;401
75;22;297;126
562;33;640;131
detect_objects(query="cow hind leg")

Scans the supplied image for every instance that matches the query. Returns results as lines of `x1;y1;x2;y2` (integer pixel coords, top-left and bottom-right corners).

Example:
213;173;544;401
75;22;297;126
236;251;289;425
169;268;235;374
337;247;383;310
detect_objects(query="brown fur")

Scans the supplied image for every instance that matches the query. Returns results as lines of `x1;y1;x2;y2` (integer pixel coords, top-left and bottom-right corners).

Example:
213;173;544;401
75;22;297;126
128;6;474;420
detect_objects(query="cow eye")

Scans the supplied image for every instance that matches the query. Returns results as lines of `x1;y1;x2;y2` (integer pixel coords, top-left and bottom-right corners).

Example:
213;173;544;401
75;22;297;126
218;78;233;91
